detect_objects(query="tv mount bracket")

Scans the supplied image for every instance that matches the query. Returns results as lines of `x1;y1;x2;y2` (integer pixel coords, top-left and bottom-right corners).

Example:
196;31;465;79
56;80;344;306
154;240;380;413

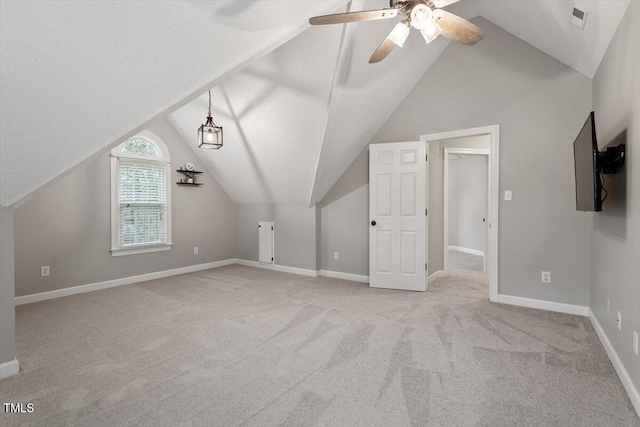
598;143;625;175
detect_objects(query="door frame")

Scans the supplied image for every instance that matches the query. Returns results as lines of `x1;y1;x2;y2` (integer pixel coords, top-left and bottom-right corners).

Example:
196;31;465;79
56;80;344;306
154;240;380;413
443;148;489;275
420;125;499;302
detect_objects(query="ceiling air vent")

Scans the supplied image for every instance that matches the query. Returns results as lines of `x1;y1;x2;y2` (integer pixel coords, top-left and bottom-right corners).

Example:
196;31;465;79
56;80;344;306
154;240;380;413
571;6;588;29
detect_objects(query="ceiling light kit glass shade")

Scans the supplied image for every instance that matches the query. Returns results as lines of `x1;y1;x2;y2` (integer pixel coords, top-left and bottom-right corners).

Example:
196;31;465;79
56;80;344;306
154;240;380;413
388;21;411;47
410;3;442;44
420;21;442;44
198;90;223;149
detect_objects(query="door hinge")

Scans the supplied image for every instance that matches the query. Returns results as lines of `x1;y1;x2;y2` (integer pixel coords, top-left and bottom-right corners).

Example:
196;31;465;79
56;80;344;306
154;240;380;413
271;257;274;261
425;208;428;216
426;154;428;161
425;263;428;271
271;226;274;230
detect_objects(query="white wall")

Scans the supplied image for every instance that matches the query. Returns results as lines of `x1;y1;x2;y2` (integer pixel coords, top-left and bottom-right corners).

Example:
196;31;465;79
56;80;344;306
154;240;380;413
448;155;488;253
590;0;639;404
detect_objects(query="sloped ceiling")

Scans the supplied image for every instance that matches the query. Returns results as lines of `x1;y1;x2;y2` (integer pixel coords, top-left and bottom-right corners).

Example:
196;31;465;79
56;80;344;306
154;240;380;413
169;15;345;204
1;0;631;207
170;0;457;204
465;0;631;78
315;0;631;202
0;0;348;207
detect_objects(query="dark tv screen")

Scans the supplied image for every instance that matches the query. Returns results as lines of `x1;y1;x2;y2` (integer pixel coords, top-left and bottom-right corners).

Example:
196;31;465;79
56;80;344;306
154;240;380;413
573;111;601;211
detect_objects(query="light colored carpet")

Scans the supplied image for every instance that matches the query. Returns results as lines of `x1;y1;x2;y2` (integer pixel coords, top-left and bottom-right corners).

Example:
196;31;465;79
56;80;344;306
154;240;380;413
449;249;484;273
1;265;638;426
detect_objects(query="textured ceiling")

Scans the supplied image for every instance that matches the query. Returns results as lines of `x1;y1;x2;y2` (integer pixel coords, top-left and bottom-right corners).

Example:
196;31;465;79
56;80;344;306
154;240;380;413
465;0;631;78
170;0;455;204
0;0;347;207
1;0;631;207
169;15;345;204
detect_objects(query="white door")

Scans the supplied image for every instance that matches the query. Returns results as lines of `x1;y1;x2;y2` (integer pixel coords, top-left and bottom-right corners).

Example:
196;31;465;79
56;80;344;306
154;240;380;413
369;141;426;291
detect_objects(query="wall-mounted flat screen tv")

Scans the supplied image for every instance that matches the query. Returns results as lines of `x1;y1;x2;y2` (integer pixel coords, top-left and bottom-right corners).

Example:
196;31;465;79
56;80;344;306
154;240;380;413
573;111;602;212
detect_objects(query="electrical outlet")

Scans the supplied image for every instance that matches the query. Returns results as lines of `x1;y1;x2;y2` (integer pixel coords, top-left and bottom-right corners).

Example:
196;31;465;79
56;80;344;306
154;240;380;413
194;246;199;255
504;190;512;201
633;331;638;356
41;266;50;277
617;311;622;330
334;251;339;260
606;297;610;313
541;271;551;283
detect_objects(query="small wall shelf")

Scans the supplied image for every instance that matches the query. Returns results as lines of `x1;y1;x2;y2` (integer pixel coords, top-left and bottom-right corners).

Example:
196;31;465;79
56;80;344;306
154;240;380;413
176;169;204;174
176;168;204;186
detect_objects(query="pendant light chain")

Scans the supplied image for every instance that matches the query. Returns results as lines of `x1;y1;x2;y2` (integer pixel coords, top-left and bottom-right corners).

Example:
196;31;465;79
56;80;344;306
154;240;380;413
208;90;212;117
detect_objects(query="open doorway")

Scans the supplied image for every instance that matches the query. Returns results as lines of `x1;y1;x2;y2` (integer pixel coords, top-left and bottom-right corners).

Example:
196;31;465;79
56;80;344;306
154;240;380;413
444;149;489;277
421;125;499;302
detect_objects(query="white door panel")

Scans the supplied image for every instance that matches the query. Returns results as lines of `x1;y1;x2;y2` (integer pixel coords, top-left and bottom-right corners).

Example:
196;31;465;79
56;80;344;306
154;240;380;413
369;141;426;291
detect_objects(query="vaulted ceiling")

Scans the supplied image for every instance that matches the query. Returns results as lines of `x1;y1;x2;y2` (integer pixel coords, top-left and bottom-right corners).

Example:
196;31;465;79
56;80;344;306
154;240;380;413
0;0;348;207
466;0;631;78
169;0;456;204
0;0;631;207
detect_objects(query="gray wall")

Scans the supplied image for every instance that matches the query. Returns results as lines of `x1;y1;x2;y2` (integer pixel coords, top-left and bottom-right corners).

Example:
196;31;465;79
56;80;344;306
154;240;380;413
235;203;317;271
590;1;639;399
321;17;593;305
428;136;490;272
14;119;237;297
448;155;488;253
318;150;369;276
448;158;460;247
0;207;16;367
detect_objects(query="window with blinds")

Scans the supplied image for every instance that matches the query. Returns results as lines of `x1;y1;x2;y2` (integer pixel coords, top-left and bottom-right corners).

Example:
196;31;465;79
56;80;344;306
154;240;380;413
118;161;167;247
111;134;172;256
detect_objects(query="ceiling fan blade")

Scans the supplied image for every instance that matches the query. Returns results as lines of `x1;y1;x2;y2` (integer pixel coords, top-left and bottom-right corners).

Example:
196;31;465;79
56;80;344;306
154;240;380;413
432;9;485;45
431;0;460;8
310;8;399;25
369;38;396;63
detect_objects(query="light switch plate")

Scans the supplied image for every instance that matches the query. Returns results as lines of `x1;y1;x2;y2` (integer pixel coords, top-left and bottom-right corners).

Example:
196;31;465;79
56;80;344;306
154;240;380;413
504;190;512;201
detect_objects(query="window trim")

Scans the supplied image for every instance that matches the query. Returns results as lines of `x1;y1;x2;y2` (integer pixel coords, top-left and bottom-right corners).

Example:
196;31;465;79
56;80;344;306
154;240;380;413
110;130;172;256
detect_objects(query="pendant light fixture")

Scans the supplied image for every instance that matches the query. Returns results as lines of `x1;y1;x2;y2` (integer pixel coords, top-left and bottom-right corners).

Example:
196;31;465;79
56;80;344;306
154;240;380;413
198;90;223;149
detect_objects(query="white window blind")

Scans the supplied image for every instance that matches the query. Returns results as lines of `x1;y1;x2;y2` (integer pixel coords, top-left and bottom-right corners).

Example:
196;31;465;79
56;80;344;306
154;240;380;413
118;160;167;247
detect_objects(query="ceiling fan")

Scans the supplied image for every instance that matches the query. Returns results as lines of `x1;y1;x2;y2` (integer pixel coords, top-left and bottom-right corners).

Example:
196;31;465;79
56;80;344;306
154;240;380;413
309;0;484;63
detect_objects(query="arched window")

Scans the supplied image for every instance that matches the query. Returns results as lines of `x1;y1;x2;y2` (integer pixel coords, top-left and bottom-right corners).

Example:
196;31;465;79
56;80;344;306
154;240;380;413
110;131;172;256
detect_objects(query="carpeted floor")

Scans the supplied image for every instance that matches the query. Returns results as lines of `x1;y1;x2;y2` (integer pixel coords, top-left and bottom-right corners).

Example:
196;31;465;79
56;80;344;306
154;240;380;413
1;265;638;426
448;249;484;273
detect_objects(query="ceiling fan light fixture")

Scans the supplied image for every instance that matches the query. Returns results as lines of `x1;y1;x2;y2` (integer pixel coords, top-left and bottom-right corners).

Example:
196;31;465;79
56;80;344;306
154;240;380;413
410;4;432;30
387;21;410;47
420;20;442;44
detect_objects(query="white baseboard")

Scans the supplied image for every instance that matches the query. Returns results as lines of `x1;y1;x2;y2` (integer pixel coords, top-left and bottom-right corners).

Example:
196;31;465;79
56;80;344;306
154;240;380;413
497;294;588;317
0;359;19;379
318;269;369;283
589;309;640;416
235;259;318;277
448;246;484;257
428;270;445;283
15;259;236;306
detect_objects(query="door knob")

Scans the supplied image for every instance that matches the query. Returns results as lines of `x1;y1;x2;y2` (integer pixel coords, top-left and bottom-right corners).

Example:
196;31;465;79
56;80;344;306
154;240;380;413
371;220;377;226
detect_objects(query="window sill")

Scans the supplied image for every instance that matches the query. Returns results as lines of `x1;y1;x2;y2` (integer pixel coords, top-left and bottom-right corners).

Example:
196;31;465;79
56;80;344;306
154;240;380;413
111;243;173;257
